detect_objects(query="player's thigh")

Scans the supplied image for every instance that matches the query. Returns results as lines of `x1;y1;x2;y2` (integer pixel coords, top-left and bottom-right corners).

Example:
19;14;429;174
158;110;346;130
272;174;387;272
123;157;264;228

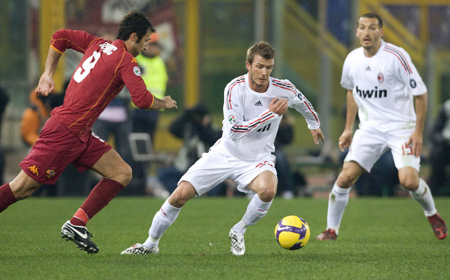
73;132;126;179
247;170;278;200
168;181;198;208
345;127;388;172
387;127;420;172
232;156;277;194
337;161;366;187
19;119;86;185
90;148;131;180
179;151;232;196
9;170;43;199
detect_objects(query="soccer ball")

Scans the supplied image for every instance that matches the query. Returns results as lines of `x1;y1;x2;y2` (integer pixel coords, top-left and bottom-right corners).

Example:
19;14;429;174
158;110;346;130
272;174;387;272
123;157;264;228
275;215;310;250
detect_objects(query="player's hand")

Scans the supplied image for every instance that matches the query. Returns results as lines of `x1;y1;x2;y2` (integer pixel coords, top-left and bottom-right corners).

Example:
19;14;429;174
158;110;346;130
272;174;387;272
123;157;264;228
268;97;288;116
35;74;55;96
162;96;178;109
338;130;353;152
311;128;325;144
406;130;423;158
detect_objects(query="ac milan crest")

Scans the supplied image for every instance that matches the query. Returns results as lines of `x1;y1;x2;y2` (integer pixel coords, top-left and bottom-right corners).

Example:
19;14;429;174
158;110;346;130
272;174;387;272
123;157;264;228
377;72;384;83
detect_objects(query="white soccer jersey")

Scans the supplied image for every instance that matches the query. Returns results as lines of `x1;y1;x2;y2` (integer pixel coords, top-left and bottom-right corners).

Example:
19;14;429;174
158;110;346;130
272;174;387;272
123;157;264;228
220;73;320;161
341;40;427;125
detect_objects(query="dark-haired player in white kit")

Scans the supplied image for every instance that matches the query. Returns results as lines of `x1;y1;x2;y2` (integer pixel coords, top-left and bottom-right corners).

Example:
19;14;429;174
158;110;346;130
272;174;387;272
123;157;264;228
316;13;447;241
122;41;325;256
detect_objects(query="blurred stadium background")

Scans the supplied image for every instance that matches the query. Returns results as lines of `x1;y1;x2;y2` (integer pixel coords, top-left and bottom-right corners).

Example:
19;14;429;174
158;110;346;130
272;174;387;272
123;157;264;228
1;0;450;193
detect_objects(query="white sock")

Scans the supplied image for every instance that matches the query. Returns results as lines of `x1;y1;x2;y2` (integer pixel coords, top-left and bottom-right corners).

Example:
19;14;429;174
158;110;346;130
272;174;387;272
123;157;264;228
233;194;273;234
326;183;351;235
409;179;437;216
144;199;181;248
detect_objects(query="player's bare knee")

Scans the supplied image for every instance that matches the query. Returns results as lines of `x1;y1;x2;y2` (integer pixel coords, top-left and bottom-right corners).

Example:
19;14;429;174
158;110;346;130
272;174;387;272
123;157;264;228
169;193;191;208
400;177;419;191
336;172;356;188
258;186;276;202
114;163;132;186
168;181;196;208
398;168;419;191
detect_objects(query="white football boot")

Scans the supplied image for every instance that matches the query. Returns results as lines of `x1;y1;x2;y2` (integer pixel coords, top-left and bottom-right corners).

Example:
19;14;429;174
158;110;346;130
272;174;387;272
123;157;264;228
229;228;245;256
121;243;159;255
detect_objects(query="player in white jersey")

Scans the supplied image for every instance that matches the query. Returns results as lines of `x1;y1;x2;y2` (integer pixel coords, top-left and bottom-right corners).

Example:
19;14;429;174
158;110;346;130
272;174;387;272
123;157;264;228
316;13;447;241
122;41;324;256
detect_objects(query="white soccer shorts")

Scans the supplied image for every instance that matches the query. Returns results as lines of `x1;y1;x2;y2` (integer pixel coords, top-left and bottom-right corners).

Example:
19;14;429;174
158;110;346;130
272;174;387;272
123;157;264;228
178;145;277;196
344;124;420;172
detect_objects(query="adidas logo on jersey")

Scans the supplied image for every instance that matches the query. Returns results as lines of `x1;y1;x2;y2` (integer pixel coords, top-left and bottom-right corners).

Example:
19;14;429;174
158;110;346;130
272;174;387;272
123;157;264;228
254;101;263;106
365;66;371;71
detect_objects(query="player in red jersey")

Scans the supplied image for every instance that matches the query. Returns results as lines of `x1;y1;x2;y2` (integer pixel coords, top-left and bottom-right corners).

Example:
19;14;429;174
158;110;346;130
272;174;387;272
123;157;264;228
0;11;177;254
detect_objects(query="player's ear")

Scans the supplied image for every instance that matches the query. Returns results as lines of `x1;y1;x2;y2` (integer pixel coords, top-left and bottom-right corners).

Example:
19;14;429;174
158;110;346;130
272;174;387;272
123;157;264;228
246;61;251;71
379;28;384;37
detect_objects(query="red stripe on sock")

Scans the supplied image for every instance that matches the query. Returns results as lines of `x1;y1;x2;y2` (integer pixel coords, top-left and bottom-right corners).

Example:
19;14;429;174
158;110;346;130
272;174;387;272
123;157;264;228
70;208;90;226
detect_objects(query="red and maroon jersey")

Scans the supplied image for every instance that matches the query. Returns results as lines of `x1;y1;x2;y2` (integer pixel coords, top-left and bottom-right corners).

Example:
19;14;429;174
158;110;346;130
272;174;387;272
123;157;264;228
50;29;154;142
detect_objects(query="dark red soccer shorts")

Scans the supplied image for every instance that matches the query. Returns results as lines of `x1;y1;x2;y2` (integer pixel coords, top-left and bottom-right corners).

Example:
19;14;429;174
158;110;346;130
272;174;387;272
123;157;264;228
20;117;112;185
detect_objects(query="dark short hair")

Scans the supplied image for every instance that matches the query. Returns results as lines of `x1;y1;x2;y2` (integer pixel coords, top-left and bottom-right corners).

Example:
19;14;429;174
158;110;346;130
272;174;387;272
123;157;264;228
246;41;275;65
358;13;383;28
117;11;156;43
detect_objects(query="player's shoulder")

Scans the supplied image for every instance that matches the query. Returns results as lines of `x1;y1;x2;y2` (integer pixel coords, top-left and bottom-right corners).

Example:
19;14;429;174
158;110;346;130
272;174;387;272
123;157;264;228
381;42;411;59
226;75;246;91
270;77;299;98
344;47;363;62
114;43;139;67
271;77;296;90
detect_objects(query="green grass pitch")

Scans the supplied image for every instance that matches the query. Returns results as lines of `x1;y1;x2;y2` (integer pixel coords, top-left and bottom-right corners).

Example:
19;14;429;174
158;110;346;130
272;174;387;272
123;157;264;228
0;196;449;279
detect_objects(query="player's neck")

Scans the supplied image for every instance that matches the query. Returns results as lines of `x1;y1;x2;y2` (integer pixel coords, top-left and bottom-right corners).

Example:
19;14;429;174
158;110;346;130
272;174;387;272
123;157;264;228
250;84;268;93
248;78;269;93
363;41;381;58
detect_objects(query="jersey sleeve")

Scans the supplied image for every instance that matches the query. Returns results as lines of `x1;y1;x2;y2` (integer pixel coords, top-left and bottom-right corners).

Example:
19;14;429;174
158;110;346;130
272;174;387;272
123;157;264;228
51;29;100;54
119;54;155;109
223;81;280;141
340;53;354;90
393;48;427;96
288;84;321;130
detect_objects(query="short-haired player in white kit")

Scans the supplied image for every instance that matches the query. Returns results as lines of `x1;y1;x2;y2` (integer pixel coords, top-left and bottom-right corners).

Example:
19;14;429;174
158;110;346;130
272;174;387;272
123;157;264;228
316;13;447;241
122;41;325;255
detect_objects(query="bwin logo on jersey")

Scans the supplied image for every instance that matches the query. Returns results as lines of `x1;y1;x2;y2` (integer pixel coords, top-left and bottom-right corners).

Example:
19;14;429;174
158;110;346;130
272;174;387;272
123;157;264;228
356;86;387;98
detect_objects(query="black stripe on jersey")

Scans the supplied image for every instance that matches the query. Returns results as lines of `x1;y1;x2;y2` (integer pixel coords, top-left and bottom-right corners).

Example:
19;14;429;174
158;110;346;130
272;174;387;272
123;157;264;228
227;76;245;110
231;111;274;133
272;79;300;98
272;79;296;90
383;46;412;75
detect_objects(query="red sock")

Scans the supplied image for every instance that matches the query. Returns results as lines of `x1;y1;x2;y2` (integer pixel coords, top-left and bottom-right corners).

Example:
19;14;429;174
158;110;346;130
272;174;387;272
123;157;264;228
0;183;18;213
70;179;124;226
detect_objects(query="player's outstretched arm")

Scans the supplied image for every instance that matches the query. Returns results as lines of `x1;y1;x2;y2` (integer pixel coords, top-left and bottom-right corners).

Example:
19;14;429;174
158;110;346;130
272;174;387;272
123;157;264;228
36;47;62;96
150;95;178;110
